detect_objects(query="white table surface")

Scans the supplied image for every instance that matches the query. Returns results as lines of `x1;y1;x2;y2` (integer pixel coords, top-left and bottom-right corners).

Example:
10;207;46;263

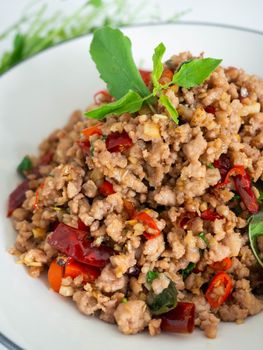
0;0;262;349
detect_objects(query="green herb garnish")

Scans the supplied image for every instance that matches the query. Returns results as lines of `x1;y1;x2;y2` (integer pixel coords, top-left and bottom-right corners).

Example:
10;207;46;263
147;281;177;315
172;58;222;88
146;270;159;284
86;26;222;122
181;262;196;279
198;232;209;246
17;155;32;176
231;193;241;201
85;90;144;119
258;190;263;205
207;163;215;169
248;208;263;267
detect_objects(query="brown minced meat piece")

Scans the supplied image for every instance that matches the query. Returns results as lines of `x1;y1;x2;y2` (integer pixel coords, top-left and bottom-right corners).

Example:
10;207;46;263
8;52;263;338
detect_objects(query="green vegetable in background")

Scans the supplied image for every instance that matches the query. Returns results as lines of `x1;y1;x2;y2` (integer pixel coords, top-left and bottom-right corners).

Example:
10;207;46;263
181;262;196;279
147;280;177;315
89;26;150;99
85;90;144;119
17;155;32;176
248;208;263;267
146;270;159;284
172;58;222;88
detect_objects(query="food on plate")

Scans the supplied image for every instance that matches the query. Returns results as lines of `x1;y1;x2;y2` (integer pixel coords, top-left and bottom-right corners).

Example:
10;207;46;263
7;27;263;338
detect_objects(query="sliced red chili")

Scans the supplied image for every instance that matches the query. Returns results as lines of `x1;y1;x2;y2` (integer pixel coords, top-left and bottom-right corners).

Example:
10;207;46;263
209;257;232;271
33;182;45;211
106;131;133;153
81;124;102;138
205;105;216;114
233;170;259;214
7;180;29;217
216;165;246;188
205;272;233;308
201;209;222;221
93;90;113;104
139;69;152;86
48;223;113;268
133;211;160;240
98;181;115;196
64;258;100;283
161;302;195;334
214;155;232;179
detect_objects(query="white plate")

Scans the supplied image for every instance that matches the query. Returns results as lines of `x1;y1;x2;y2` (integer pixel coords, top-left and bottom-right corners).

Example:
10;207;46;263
0;23;263;350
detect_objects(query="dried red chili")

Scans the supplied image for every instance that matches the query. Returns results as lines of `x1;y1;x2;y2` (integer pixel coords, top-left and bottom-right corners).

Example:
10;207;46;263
7;180;29;217
201;209;222;221
161;302;195;333
48;223;113;268
105;131;133;153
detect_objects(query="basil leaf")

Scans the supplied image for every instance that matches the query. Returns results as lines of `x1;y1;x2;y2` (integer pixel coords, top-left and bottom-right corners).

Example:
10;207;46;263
85;90;143;120
172;58;222;88
159;94;179;124
198;232;209;246
207;163;215;169
17;155;32;176
152;42;166;94
147;281;177;315
248;208;263;267
181;262;196;279
146;270;159;284
90;26;150;99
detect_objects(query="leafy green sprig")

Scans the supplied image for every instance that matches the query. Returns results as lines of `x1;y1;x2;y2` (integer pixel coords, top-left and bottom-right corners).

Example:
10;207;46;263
85;26;222;123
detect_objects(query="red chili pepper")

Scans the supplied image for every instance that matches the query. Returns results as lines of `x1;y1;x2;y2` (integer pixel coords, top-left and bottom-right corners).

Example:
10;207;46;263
64;258;100;283
106;131;133;153
205;105;216;114
39;151;53;166
159;68;174;85
233;169;259;214
178;212;198;229
139;69;152;86
133;211;160;240
76;140;91;155
205;272;233;308
48;223;113;267
98;181;115;196
7;180;29;217
123;200;136;219
201;209;222;221
161;302;195;334
214;155;232;179
81;124;102;138
209;257;232;271
216;165;246;188
93;90;113;104
77;219;89;232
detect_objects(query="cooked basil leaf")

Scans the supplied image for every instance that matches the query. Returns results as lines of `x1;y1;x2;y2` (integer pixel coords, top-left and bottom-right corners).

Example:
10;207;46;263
172;58;222;88
181;262;196;279
85;90;143;119
248;208;263;267
207;163;215;169
198;232;209;247
159;94;179;123
152;42;166;94
146;270;159;284
147;281;177;315
17;155;32;176
90;26;150;99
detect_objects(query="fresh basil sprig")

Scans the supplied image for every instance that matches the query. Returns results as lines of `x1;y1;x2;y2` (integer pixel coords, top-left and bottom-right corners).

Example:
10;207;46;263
86;26;222;122
17;155;32;177
248;208;263;267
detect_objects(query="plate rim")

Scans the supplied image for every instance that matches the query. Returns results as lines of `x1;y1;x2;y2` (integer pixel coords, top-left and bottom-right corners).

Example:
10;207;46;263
1;20;263;350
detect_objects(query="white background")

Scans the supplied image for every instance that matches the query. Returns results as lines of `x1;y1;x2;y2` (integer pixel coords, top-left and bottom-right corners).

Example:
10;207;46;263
0;0;262;349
